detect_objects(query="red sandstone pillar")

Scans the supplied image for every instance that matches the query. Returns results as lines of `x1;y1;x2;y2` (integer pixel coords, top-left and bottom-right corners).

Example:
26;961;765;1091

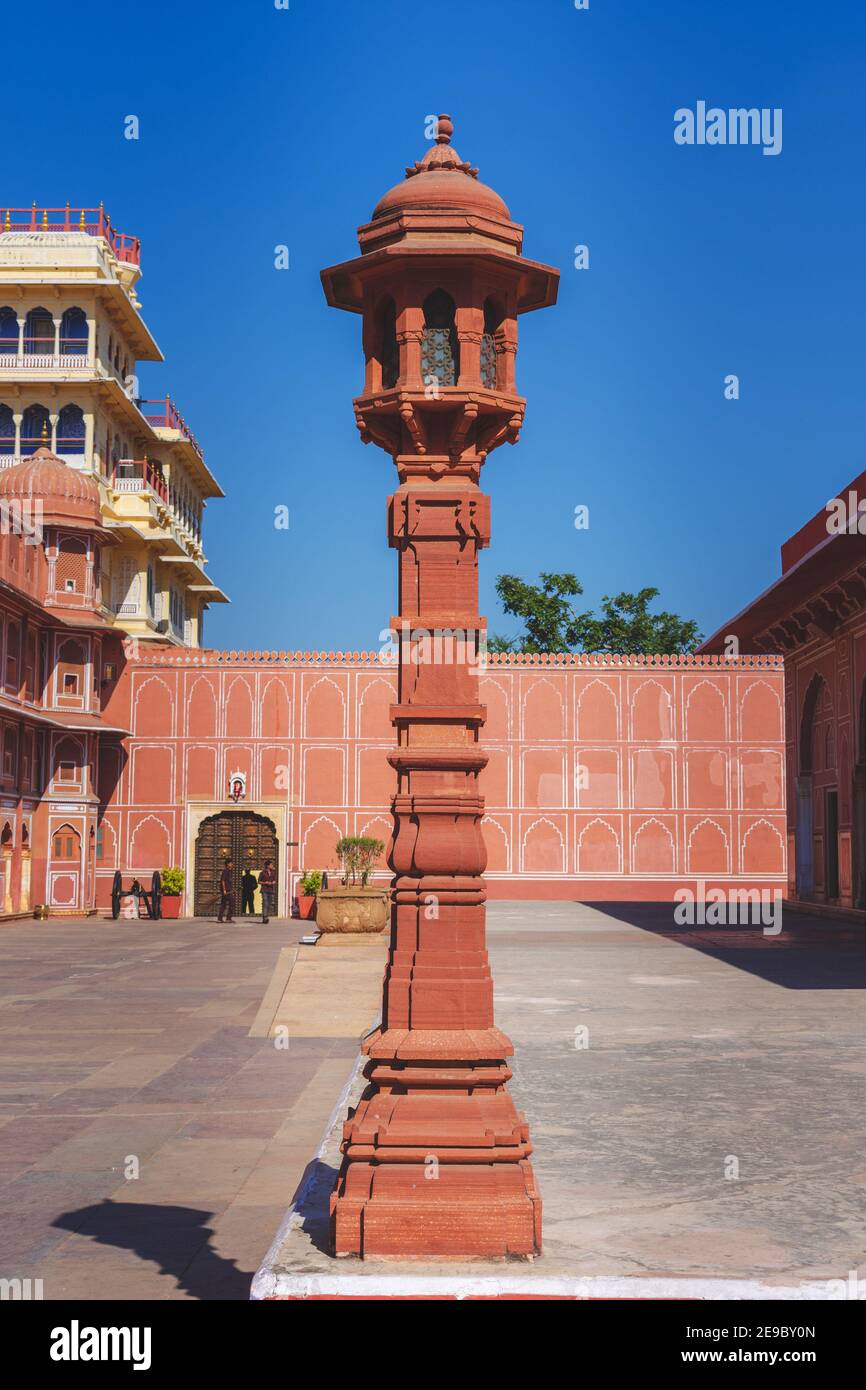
321;115;559;1259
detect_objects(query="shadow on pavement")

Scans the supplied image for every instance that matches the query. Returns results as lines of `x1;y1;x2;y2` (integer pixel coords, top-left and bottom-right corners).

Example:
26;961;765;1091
582;902;866;990
53;1201;252;1301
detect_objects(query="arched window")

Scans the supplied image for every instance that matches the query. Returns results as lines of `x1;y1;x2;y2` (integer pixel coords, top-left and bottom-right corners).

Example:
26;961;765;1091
60;307;88;356
51;823;81;860
54;738;82;785
800;674;824;775
24;307;54;356
481;298;503;389
21;403;50;454
0;404;14;456
421;289;459;388
379;297;399;389
57;403;85;455
0;307;17;355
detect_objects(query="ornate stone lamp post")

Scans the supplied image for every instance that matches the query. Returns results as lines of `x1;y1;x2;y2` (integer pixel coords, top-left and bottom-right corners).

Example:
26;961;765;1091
321;115;559;1259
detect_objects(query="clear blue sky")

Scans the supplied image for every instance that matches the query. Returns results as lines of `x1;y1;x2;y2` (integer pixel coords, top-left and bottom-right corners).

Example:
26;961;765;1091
6;0;865;650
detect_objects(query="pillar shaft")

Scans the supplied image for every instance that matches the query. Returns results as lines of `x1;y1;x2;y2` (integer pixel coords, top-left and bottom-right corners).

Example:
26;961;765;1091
330;466;540;1259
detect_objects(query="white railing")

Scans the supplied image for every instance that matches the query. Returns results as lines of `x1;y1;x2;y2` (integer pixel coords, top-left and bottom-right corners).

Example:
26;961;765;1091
0;453;85;468
0;353;91;370
112;477;159;496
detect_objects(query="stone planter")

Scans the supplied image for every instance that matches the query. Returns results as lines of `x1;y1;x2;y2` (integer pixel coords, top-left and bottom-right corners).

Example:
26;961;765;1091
315;886;389;934
160;895;181;920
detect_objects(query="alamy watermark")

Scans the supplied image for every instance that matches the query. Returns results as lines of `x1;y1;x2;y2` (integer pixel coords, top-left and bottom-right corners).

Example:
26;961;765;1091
379;623;488;675
674;879;782;935
675;102;782;157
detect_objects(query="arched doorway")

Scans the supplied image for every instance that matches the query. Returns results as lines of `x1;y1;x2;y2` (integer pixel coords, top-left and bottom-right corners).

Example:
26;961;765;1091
795;674;823;899
193;811;278;917
854;679;866;906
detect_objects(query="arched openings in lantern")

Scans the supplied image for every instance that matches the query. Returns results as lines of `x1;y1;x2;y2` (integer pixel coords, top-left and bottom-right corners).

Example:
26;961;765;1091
0;307;17;354
481;298;504;389
60;307;88;355
24;307;54;355
21;403;50;453
421;289;459;388
57;403;86;455
379;297;399;390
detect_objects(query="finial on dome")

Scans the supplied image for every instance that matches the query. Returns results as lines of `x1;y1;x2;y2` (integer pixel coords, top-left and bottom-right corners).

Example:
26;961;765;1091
435;114;453;145
405;113;479;181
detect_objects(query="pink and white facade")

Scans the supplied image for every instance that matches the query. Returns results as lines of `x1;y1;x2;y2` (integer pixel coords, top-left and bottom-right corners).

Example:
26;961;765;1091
96;648;787;914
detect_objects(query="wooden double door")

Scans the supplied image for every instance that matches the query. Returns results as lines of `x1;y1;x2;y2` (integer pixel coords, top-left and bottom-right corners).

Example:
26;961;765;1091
194;811;278;916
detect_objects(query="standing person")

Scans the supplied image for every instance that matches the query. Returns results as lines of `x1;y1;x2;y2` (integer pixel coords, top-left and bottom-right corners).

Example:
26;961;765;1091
258;858;276;925
217;858;236;923
241;866;257;916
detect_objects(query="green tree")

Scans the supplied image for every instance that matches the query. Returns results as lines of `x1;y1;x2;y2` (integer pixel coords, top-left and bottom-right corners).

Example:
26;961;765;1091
490;574;702;655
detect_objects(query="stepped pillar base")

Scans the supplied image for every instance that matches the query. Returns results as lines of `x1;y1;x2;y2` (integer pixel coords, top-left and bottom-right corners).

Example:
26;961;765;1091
329;1026;541;1259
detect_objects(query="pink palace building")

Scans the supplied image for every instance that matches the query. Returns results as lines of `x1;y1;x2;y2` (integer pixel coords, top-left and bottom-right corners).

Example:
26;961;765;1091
0;185;793;922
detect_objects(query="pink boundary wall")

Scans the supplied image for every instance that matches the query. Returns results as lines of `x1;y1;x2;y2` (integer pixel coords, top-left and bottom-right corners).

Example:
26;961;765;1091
97;651;787;912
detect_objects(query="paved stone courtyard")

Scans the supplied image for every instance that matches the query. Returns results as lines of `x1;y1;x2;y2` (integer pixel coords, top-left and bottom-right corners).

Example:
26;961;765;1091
1;904;864;1298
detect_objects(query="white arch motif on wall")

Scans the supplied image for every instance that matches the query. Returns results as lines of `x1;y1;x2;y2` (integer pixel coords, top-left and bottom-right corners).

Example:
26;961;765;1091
185;675;218;737
128;813;172;864
259;677;291;739
684;678;728;740
740;817;785;861
357;676;396;735
303;675;347;738
576;816;622;874
686;817;730;874
520;815;566;873
98;818;118;869
738;679;784;740
223;675;254;736
629;678;673;740
355;815;392;874
521;676;565;740
632;816;676;873
301;814;344;865
132;675;173;734
481;814;510;873
478;676;511;738
576;677;619;739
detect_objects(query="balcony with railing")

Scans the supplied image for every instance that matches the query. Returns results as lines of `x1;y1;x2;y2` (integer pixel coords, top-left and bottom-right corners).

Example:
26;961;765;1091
111;459;169;505
140;396;204;462
0;205;141;266
0;305;91;371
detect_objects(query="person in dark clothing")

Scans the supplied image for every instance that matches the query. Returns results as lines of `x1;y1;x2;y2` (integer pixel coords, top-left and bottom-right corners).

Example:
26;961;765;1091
217;858;236;922
258;859;276;924
241;868;257;916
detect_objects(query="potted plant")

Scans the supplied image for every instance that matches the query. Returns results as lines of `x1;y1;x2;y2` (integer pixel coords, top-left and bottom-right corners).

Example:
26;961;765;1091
159;866;184;920
316;837;389;934
297;869;322;920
